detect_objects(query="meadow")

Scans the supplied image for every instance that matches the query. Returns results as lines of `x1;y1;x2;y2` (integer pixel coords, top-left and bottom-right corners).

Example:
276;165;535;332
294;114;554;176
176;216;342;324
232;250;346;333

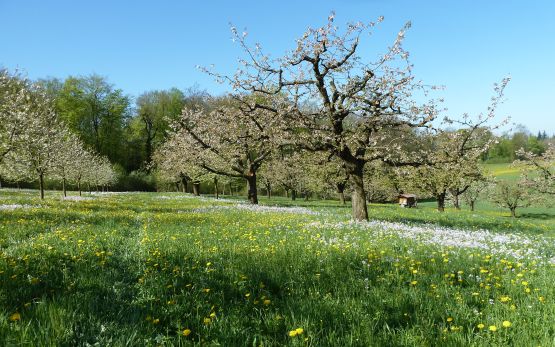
1;189;554;346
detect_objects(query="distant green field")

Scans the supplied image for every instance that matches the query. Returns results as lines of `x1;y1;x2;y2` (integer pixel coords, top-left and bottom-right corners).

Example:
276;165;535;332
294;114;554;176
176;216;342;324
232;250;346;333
482;163;522;181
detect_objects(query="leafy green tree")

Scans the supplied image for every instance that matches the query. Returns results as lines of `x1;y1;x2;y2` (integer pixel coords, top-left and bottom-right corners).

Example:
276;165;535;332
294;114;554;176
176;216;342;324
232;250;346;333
54;74;131;165
134;88;186;168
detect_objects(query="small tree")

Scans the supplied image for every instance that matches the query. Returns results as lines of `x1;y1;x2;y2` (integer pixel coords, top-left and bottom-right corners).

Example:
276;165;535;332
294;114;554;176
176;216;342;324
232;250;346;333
490;179;535;217
52;131;89;197
152;132;211;196
171;98;276;204
411;79;509;212
517;144;555;196
4;83;66;199
462;179;490;212
260;152;308;201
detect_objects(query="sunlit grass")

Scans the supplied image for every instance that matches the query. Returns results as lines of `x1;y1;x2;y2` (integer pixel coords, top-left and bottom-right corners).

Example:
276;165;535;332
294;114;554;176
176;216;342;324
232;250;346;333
1;190;554;346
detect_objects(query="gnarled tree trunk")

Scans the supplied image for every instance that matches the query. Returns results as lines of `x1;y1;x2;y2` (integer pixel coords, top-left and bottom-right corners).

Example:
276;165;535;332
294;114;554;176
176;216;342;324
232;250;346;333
346;160;368;221
246;172;258;204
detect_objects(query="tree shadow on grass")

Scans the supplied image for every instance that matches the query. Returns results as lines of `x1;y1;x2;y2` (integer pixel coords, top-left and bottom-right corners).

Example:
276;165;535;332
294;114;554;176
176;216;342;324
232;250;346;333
518;212;555;220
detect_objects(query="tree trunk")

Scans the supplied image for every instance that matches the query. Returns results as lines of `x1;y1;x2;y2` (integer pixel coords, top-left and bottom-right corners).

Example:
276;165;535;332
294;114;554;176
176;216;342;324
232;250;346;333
214;177;219;199
453;193;460;210
145;136;153;170
180;175;187;193
349;168;368;221
246;173;258;204
437;192;446;212
175;182;180;192
78;180;82;196
266;183;271;199
510;207;517;218
62;178;67;197
337;183;346;205
470;200;475;212
39;173;45;200
291;189;297;201
346;161;368;221
192;182;200;196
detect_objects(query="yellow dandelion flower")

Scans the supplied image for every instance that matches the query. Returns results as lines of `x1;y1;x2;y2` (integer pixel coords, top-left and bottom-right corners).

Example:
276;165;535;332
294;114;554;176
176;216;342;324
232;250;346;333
152;318;160;324
446;317;453;323
489;325;497;332
477;323;485;329
203;317;211;324
502;321;512;328
289;330;298;337
295;328;304;335
410;280;417;286
182;328;191;336
9;312;21;322
263;299;271;305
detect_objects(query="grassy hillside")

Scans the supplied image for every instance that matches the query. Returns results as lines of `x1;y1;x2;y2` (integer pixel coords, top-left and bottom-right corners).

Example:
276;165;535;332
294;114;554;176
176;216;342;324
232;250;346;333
482;163;522;181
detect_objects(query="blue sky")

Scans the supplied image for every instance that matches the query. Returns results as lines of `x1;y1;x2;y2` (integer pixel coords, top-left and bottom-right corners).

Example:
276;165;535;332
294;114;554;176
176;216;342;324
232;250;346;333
1;0;554;134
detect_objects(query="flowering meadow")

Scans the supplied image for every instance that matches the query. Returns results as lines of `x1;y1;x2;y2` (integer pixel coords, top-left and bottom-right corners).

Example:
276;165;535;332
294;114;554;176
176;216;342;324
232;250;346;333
1;190;554;346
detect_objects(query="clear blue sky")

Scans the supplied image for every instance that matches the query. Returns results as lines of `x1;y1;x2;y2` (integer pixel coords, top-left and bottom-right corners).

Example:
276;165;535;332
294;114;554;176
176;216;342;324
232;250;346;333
1;0;554;134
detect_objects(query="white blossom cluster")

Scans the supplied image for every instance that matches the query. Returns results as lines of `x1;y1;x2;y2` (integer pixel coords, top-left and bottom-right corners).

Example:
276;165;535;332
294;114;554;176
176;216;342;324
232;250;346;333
189;203;319;215
307;219;555;263
0;204;35;211
62;196;94;201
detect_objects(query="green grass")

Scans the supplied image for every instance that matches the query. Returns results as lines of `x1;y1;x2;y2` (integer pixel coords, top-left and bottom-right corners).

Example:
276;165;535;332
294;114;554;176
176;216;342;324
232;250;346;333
482;163;522;181
1;189;555;346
